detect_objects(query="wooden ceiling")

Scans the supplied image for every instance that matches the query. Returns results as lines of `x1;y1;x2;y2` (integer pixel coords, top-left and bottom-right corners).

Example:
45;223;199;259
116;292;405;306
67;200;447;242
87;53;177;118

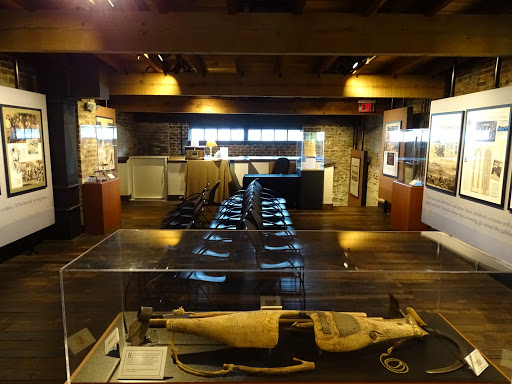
0;0;511;114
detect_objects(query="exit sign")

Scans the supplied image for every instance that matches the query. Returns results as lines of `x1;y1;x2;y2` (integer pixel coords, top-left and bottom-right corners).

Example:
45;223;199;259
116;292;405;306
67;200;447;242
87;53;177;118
358;100;375;113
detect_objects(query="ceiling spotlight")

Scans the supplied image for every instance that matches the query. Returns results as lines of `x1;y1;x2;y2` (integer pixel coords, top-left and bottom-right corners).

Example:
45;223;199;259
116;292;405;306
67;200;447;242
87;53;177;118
158;54;164;62
107;0;114;7
144;53;149;59
352;61;359;69
137;55;141;60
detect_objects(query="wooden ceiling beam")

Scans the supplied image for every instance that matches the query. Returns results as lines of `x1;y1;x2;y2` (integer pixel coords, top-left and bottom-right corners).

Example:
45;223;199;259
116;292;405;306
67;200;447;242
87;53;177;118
108;95;389;115
107;72;445;99
1;10;511;57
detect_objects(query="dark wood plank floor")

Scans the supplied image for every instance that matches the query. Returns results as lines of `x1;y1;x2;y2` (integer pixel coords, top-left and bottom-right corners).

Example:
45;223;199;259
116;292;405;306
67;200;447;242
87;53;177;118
0;201;510;383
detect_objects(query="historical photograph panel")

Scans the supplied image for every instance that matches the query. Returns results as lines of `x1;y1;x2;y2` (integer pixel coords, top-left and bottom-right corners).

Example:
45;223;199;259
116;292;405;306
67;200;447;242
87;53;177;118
459;105;511;207
426;111;464;194
382;121;401;178
349;157;360;197
0;105;46;197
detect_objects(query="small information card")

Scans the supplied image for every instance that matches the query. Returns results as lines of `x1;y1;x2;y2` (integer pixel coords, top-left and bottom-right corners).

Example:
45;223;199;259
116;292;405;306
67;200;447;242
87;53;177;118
118;346;168;380
464;349;489;376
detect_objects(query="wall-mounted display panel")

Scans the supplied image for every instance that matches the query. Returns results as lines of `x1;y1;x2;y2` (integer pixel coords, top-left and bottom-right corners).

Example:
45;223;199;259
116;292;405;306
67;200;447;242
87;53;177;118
459;105;511;208
349;157;360;197
422;87;512;268
382;121;401;177
426;111;464;195
0;86;54;248
1;105;46;197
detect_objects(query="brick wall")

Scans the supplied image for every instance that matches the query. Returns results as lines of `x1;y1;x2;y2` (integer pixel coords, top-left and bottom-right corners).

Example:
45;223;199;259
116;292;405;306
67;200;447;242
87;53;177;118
304;124;355;206
454;58;501;96
116;112;136;157
0;54;37;91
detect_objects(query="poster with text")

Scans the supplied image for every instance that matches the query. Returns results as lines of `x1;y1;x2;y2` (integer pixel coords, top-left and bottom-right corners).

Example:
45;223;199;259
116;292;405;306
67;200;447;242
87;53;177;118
460;105;511;207
0;105;46;197
382;121;401;177
426;111;464;194
349;157;360;197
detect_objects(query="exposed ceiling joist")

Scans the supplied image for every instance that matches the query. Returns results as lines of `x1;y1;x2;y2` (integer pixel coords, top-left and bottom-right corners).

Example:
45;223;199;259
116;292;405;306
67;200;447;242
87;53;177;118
390;56;434;75
313;56;338;74
362;0;387;16
290;0;307;14
1;10;511;57
181;54;207;75
143;54;163;73
108;72;445;99
95;53;125;72
108;95;389;115
425;0;455;16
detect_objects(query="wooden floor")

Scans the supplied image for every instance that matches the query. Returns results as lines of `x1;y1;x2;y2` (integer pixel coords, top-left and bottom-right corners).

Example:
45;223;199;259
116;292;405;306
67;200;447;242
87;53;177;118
0;201;510;383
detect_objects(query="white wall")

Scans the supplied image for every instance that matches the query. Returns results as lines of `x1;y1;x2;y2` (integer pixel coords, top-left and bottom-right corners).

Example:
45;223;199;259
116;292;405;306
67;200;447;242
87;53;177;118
422;87;512;269
0;86;54;247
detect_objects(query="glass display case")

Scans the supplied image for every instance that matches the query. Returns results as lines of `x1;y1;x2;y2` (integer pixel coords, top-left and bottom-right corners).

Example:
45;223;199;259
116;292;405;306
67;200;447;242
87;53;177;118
298;131;324;170
80;124;118;183
60;229;512;383
397;128;429;186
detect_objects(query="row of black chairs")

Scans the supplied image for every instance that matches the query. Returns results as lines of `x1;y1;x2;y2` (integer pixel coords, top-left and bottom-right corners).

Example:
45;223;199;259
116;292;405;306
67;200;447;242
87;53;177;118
160;180;221;229
209;179;295;231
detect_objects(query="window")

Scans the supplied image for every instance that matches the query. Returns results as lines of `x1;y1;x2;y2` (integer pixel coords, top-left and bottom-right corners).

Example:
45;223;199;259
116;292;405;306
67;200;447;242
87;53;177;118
189;128;302;142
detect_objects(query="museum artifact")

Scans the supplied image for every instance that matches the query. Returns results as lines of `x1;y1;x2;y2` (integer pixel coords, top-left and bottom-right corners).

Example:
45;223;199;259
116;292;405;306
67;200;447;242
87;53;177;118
122;301;475;378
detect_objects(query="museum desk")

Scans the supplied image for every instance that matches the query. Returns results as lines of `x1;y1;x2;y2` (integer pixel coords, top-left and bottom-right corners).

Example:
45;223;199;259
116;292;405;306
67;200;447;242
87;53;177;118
184;159;231;203
60;230;512;383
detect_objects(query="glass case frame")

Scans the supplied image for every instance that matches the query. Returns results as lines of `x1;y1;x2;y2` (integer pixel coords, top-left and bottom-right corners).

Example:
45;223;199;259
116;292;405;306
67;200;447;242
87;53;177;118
60;229;512;383
80;124;118;183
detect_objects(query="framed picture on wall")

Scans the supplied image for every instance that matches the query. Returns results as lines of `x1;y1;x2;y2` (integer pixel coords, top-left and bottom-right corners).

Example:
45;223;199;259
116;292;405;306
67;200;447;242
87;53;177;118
382;121;401;178
349;157;360;197
459;104;511;208
426;111;464;195
0;105;46;197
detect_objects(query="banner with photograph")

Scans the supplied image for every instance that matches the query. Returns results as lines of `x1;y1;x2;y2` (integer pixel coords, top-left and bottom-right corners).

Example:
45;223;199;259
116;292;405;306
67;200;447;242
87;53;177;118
349;157;360;197
426;111;464;195
1;105;46;197
382;121;401;177
459;105;511;207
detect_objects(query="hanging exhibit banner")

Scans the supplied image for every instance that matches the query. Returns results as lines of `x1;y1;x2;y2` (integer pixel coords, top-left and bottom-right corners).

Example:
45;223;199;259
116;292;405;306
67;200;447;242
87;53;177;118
459;105;511;207
426;111;464;195
349;157;360;197
1;105;46;197
382;121;401;177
